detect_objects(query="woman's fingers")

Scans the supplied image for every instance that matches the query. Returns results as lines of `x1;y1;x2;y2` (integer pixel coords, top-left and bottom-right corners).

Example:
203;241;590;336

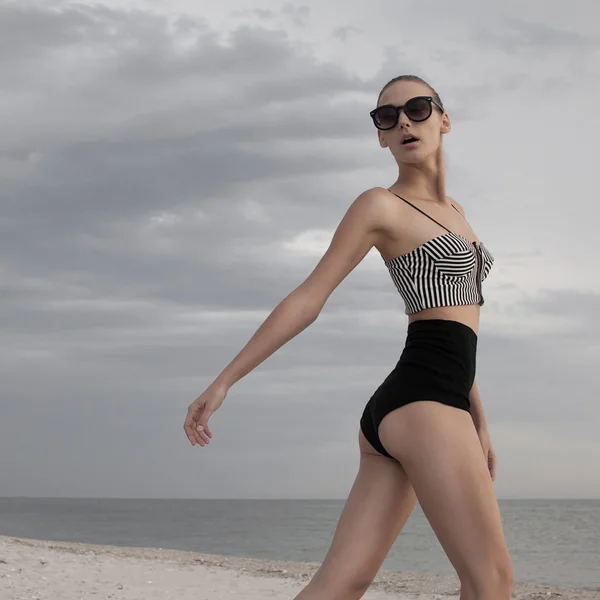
196;423;212;445
184;407;204;446
183;415;197;445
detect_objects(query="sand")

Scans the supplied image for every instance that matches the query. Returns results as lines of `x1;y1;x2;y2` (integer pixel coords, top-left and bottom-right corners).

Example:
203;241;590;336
0;535;598;600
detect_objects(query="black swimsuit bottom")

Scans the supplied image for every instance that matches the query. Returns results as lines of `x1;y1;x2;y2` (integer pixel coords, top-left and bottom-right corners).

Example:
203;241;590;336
359;319;477;458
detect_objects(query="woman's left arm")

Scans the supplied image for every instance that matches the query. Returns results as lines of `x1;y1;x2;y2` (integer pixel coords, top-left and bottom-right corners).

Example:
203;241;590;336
450;198;498;480
469;380;488;432
469;380;497;481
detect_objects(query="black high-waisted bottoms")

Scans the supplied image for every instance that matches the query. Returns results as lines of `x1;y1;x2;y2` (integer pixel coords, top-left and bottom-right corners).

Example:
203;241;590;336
360;319;477;459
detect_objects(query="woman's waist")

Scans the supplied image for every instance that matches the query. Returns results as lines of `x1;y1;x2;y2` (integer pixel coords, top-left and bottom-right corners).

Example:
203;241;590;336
394;326;477;385
401;318;478;360
408;305;480;336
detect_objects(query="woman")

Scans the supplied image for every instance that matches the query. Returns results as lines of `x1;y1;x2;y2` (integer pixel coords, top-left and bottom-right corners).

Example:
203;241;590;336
184;75;514;600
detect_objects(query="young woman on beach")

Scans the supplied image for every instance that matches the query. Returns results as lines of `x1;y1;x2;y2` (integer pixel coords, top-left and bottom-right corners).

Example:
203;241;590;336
183;75;514;600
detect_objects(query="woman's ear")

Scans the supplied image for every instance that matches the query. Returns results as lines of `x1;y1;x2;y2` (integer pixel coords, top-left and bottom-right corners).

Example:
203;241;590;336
441;112;452;135
378;131;388;148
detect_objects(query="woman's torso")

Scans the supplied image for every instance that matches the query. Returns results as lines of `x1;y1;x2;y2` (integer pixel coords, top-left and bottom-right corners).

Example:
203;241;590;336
373;187;493;335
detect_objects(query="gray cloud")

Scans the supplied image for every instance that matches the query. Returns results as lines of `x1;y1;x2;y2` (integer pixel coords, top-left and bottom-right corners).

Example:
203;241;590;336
474;16;600;52
0;2;378;337
2;284;598;499
231;8;276;22
0;1;599;500
232;4;310;28
280;4;310;28
333;26;362;43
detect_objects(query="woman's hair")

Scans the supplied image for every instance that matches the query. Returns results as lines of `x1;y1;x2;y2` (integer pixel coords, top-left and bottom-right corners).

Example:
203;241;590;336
377;75;444;110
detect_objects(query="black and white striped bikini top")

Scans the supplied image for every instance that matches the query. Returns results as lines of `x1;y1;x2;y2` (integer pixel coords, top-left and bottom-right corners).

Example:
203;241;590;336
384;191;494;315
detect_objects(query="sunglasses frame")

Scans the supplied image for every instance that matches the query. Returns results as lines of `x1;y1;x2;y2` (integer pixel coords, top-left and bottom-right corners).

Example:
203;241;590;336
370;96;445;131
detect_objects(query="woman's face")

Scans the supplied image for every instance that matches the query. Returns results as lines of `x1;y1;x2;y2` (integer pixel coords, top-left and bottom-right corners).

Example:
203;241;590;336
375;80;451;165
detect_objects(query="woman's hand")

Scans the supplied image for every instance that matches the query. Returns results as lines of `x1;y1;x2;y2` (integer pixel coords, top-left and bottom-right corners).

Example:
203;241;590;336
477;428;497;482
183;383;227;447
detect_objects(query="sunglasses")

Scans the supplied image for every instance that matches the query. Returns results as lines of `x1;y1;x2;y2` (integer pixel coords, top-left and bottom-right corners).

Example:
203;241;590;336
370;96;444;131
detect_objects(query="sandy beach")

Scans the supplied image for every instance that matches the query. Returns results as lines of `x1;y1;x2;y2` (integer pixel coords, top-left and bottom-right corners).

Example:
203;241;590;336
1;535;598;600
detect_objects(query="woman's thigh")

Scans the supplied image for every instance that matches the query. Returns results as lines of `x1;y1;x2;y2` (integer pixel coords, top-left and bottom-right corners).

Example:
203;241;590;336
378;401;513;588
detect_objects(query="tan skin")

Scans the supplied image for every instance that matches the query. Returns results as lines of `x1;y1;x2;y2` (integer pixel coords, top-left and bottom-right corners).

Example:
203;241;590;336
183;80;514;600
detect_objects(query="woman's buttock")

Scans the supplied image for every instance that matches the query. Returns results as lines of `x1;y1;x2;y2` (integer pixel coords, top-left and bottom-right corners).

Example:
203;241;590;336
359;318;477;459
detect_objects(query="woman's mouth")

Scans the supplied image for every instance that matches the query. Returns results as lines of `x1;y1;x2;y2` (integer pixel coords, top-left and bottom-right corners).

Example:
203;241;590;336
402;138;420;147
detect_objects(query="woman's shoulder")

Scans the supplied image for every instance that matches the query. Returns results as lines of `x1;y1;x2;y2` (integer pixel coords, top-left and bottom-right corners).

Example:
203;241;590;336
353;186;398;209
338;187;405;240
349;187;399;223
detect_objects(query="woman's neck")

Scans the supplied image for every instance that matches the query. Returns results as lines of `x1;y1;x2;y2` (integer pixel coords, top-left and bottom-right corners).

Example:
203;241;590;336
393;146;447;204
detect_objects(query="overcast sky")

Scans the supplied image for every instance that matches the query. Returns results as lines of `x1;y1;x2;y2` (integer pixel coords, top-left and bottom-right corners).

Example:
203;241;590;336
1;0;599;500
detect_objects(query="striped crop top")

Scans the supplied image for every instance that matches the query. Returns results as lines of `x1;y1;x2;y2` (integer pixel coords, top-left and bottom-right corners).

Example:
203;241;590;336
384;191;494;315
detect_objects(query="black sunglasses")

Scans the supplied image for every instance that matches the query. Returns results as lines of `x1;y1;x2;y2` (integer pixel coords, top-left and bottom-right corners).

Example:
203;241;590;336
370;96;444;131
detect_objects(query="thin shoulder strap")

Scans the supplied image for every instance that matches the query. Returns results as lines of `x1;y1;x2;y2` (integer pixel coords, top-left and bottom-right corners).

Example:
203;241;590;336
450;202;472;225
386;189;452;234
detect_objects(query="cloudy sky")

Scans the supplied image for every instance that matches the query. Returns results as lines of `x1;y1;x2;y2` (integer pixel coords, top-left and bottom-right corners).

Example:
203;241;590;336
1;0;599;500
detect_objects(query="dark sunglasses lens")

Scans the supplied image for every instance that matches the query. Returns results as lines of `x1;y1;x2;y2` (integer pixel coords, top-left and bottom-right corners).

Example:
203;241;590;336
405;97;432;121
373;106;398;130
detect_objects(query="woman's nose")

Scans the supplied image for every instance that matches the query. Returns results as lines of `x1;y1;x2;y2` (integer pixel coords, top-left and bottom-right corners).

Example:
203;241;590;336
397;108;411;128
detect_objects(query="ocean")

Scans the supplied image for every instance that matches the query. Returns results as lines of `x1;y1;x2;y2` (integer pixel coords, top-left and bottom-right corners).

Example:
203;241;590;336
0;498;598;590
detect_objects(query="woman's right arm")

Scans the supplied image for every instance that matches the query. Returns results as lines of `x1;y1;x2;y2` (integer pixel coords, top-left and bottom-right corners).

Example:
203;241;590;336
184;188;389;446
213;188;388;390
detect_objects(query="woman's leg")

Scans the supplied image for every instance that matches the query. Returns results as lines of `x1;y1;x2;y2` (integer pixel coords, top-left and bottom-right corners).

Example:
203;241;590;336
293;429;418;600
378;401;514;600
